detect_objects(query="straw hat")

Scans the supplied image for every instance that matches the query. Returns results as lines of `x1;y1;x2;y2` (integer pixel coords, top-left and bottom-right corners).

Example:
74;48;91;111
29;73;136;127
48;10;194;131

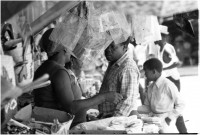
159;25;169;35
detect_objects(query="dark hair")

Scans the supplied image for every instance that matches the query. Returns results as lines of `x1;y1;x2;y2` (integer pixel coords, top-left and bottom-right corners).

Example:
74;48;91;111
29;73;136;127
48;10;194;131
39;28;54;53
65;61;72;69
143;58;163;73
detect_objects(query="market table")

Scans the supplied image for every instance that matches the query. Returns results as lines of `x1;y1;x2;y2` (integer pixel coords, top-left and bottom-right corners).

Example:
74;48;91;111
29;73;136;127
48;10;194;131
2;111;161;134
70;115;160;134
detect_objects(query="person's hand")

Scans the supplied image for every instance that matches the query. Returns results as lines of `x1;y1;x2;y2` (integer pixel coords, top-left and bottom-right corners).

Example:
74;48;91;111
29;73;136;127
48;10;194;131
149;112;154;117
165;117;171;126
104;92;123;104
86;114;99;121
129;110;141;119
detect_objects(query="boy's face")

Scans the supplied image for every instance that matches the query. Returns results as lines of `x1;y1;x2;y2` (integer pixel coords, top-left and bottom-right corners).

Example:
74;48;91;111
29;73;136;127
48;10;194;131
144;68;156;81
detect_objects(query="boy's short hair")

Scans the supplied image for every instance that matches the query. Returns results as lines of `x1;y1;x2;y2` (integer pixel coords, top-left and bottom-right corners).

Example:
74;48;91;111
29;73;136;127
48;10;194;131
143;58;163;73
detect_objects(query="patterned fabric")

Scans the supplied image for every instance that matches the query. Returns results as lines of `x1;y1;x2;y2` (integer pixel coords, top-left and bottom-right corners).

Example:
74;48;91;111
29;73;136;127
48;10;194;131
98;51;140;117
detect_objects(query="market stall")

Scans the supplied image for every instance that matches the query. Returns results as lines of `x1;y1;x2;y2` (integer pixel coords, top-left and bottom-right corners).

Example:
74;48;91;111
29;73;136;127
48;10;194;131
1;0;198;134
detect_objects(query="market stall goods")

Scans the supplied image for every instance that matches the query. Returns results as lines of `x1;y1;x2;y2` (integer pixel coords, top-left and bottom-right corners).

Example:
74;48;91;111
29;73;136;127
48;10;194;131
2;108;74;134
72;115;150;133
131;15;161;45
2;124;36;134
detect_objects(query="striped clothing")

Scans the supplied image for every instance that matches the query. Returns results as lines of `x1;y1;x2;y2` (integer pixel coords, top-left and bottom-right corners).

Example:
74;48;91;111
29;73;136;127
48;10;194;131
98;52;140;117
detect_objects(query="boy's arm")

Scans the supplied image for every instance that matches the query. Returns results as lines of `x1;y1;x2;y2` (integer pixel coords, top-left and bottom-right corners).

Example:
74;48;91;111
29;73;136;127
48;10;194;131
167;84;185;121
163;62;180;70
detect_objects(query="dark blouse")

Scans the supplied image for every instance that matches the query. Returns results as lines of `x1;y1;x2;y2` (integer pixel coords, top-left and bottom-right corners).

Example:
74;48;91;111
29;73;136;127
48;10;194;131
32;60;86;127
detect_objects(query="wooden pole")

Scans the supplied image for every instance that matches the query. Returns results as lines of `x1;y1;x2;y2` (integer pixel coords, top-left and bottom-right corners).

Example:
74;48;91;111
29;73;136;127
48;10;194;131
29;1;80;36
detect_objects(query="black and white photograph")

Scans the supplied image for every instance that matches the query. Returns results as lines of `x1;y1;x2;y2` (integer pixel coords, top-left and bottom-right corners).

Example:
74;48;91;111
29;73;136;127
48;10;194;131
1;0;199;134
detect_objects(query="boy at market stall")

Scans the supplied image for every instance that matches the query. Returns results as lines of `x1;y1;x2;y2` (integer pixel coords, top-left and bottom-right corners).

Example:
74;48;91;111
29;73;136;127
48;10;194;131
32;28;123;128
155;25;187;133
98;36;141;118
139;58;185;133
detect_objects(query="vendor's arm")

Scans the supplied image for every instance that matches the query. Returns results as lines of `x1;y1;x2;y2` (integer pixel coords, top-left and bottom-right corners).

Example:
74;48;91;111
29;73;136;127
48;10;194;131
52;70;123;114
143;89;150;106
114;68;139;116
163;61;180;70
166;84;185;121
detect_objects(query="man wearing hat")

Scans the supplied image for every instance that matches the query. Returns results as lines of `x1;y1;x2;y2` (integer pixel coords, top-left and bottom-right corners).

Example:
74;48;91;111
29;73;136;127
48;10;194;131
154;25;187;133
98;35;141;118
32;28;124;128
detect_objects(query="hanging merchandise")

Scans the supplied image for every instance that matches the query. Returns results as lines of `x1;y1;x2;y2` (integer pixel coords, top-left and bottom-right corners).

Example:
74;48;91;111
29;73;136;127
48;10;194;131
14;24;34;87
132;15;161;45
1;23;24;64
49;2;87;51
1;55;16;86
14;52;34;87
99;10;131;45
32;35;42;71
1;22;35;87
74;25;112;68
91;1;131;45
1;23;17;51
72;2;108;68
74;1;131;68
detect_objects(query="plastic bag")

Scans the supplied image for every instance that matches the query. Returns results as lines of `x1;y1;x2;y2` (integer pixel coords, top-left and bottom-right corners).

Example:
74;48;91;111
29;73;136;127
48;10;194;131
75;2;130;67
74;32;112;68
49;3;87;51
99;11;131;44
132;15;161;45
74;24;112;68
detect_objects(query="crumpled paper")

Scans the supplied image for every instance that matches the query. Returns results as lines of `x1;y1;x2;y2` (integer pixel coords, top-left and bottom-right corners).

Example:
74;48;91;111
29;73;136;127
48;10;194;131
132;15;161;45
73;2;131;67
99;10;131;44
49;2;87;51
72;116;143;133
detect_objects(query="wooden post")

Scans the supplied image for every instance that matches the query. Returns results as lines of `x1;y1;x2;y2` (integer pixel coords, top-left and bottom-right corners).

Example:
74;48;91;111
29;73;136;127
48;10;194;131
29;1;80;36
